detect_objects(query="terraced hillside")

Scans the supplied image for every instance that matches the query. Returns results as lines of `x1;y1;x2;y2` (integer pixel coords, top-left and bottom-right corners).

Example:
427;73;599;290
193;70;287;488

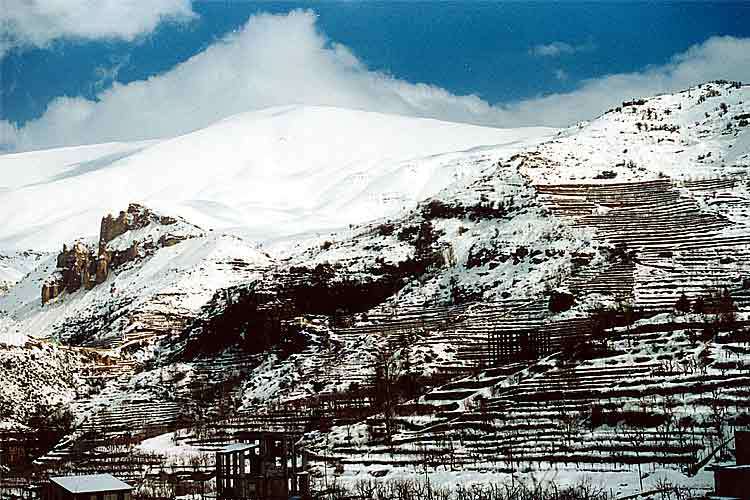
303;81;750;496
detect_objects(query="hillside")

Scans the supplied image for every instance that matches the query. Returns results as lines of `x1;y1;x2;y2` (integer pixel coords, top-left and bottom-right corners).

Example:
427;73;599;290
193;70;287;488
1;81;749;496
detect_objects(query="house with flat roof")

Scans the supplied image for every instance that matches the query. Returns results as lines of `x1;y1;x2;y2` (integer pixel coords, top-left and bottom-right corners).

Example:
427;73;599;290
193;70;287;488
44;474;133;500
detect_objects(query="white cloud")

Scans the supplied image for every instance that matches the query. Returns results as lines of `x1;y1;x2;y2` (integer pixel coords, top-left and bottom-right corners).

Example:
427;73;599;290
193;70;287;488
0;0;195;56
2;11;750;152
530;41;595;58
91;54;131;93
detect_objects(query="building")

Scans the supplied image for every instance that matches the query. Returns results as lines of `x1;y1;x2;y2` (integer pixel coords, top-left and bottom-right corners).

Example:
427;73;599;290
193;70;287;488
712;465;750;500
710;431;750;500
736;430;750;465
0;428;28;468
216;433;309;500
45;474;133;500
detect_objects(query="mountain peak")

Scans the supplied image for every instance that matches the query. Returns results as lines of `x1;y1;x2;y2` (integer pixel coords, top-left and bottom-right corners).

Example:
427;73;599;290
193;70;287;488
0;105;554;251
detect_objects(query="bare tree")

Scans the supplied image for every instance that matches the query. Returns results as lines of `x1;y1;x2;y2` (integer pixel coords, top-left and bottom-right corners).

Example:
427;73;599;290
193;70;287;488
708;386;728;443
372;348;403;444
627;424;648;493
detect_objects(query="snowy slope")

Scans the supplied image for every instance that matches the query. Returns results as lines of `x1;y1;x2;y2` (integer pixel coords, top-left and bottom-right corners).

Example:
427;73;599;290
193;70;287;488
0;106;554;251
0;250;47;295
519;81;750;185
0;140;156;191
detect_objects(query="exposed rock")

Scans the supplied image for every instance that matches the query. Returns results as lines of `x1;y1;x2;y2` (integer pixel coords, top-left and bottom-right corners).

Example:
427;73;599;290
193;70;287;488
99;212;129;251
95;254;109;284
41;276;63;304
41;203;198;305
99;203;175;251
62;242;96;292
158;234;186;248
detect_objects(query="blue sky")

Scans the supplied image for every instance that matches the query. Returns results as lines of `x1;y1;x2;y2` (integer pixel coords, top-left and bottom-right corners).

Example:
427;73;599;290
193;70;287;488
2;1;750;151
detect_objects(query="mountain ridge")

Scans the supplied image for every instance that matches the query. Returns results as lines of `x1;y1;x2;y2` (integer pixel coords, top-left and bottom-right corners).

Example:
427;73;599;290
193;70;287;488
0;105;555;251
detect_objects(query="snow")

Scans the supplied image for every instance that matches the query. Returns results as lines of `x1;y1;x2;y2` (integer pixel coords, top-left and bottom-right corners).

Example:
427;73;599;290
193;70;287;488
220;443;257;453
328;464;714;499
136;432;206;460
0;140;156;190
0;250;47;295
519;82;750;187
0;105;553;251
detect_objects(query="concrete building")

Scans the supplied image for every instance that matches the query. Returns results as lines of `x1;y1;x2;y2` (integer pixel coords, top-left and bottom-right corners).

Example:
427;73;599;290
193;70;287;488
216;433;309;500
710;431;750;500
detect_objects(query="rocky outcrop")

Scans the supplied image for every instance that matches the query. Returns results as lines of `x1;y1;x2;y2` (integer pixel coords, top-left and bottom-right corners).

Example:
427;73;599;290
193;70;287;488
42;242;122;304
41;204;195;305
41;277;63;304
99;204;178;252
59;242;96;292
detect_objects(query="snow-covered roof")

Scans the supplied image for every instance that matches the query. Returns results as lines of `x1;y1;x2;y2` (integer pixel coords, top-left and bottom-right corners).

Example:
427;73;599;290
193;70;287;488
713;464;750;470
50;474;132;493
218;443;257;453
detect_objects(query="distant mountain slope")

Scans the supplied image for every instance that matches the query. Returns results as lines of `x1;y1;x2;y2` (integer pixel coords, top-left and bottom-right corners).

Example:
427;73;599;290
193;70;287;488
519;81;750;186
0;106;554;251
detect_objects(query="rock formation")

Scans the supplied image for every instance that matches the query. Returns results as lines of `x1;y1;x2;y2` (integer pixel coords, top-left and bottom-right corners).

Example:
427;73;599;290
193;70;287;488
41;203;191;305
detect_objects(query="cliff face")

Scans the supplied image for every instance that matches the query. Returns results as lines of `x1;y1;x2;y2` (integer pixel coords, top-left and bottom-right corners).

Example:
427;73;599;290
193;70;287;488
41;204;192;305
99;205;178;252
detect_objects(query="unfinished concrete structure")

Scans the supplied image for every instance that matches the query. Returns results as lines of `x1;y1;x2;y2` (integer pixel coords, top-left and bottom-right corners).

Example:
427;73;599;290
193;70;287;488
216;433;309;500
710;431;750;500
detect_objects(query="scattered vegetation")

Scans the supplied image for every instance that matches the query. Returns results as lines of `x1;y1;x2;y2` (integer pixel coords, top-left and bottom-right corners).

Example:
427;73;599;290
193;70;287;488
321;477;611;500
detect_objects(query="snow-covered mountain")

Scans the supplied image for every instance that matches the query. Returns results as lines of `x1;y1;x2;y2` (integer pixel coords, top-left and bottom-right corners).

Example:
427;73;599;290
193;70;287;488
0;105;551;431
0;106;553;251
2;81;750;495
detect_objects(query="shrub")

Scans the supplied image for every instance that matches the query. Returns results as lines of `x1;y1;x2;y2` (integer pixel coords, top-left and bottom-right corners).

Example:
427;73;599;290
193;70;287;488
594;170;617;180
549;289;576;313
376;223;395;237
674;293;691;314
397;225;419;242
